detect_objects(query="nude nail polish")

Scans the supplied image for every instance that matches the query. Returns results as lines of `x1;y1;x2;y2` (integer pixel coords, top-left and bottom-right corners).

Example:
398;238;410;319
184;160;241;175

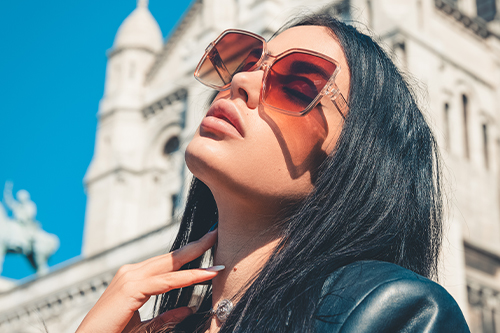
205;265;225;272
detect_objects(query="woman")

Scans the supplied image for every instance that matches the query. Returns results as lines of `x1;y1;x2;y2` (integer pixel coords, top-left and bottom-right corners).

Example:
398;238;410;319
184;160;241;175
77;14;469;333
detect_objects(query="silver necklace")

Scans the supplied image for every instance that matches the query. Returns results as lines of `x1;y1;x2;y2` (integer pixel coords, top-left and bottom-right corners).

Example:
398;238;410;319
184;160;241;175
211;299;234;322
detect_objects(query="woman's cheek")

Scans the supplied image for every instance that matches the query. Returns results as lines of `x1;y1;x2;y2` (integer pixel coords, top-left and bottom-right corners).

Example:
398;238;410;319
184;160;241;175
262;108;328;169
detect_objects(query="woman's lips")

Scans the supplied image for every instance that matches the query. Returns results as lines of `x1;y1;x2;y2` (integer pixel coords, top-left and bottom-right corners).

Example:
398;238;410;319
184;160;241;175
200;99;245;139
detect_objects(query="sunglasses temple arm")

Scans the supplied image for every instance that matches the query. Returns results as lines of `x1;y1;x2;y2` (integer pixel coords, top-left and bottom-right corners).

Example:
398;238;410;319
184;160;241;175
208;47;232;86
332;92;348;120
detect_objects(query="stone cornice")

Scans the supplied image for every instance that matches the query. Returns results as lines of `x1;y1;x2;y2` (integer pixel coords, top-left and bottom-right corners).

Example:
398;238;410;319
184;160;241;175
434;0;500;40
381;28;496;89
84;165;179;187
107;45;158;58
142;88;188;119
465;240;500;264
97;107;141;121
0;271;113;330
467;278;500;308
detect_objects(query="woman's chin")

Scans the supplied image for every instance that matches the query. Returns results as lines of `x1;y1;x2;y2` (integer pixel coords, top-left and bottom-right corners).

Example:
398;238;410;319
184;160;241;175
185;139;210;181
185;136;229;188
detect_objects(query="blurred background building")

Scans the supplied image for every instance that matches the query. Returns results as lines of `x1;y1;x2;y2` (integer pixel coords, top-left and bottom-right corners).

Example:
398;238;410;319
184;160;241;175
0;0;499;331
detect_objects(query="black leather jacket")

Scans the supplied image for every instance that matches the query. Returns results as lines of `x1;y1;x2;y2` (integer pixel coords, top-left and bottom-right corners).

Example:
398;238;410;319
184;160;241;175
315;261;470;332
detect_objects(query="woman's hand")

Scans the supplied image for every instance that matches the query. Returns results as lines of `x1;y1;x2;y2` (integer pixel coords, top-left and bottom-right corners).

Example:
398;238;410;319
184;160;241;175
121;306;196;333
76;229;222;333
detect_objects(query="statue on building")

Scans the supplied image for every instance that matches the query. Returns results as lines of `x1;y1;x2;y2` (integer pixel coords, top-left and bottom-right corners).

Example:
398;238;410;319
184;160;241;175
0;182;59;276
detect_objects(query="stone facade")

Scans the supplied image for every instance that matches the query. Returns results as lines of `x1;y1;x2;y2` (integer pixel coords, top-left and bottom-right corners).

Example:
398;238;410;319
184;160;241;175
1;0;499;332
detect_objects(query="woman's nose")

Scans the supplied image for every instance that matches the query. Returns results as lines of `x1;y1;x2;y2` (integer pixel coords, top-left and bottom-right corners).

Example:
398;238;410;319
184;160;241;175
229;70;263;109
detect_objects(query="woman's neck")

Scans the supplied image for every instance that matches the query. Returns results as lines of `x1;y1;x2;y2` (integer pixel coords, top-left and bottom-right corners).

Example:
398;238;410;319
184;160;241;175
209;194;280;326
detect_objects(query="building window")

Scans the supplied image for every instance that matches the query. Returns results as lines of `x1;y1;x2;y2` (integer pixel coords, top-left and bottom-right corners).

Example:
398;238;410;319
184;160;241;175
476;0;497;22
393;41;407;68
444;103;451;151
462;94;470;159
468;284;499;333
163;136;180;156
417;0;424;27
366;0;373;27
325;0;351;21
483;123;489;168
465;244;500;333
171;194;178;218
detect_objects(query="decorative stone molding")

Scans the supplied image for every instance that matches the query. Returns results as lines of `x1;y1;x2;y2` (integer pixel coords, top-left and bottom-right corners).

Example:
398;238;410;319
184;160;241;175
107;45;158;58
468;281;499;308
434;0;499;39
142;88;188;119
0;271;113;330
467;280;500;331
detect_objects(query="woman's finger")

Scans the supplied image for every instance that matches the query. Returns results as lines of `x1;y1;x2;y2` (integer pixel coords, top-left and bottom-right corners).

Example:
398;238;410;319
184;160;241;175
131;307;195;333
133;229;218;274
170;230;219;270
139;266;225;296
155;306;195;326
77;266;222;333
76;231;219;333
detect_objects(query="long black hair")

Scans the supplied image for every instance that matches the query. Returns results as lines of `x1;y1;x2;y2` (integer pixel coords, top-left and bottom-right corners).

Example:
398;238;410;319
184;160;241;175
154;13;442;333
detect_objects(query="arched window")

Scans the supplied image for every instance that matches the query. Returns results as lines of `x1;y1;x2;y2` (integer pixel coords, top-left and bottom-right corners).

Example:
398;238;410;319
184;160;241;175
444;103;450;151
417;0;423;28
482;123;489;169
171;194;178;218
462;94;470;159
366;0;373;28
163;136;180;156
392;41;407;69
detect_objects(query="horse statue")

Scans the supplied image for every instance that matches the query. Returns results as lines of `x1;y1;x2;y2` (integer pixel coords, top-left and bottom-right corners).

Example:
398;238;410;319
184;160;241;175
0;182;59;276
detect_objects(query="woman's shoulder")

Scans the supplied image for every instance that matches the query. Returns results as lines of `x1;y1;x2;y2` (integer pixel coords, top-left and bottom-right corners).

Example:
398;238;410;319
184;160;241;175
315;260;470;332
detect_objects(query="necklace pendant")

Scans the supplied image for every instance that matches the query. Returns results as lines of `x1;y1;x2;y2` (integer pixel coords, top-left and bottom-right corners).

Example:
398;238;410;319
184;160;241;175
214;299;234;322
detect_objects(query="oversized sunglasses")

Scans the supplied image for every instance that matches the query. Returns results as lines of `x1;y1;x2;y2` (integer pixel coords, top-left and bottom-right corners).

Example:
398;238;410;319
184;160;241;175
194;29;348;118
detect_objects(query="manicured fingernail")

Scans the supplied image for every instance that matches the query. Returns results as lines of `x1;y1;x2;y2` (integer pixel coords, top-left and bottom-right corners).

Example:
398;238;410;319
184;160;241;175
205;265;225;272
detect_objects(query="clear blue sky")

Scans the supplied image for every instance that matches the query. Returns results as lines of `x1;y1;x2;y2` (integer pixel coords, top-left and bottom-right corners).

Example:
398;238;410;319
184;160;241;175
0;0;193;280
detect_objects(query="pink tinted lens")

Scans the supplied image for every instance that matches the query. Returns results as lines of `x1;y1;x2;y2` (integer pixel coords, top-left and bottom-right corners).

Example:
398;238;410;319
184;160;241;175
197;32;264;88
263;52;337;113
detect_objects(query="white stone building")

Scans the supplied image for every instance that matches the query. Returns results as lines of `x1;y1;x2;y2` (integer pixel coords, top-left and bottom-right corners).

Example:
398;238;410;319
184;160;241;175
0;0;499;332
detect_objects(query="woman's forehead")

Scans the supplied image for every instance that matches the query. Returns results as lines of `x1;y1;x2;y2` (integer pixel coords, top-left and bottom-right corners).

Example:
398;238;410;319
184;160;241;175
268;26;343;62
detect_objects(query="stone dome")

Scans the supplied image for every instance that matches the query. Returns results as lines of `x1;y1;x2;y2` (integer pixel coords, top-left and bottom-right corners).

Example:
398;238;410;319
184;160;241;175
113;0;163;53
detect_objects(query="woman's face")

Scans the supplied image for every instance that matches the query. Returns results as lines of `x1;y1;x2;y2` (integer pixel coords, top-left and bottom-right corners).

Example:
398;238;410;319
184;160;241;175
186;26;350;212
